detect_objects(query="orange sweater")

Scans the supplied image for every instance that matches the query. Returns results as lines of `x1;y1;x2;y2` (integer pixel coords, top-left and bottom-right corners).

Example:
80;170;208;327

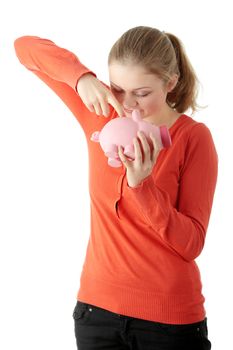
14;36;218;324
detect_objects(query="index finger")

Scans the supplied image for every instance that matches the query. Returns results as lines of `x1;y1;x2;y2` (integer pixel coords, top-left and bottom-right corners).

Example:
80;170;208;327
107;94;124;117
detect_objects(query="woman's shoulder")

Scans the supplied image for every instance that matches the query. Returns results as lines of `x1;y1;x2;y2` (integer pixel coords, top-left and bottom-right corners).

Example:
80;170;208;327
174;114;213;138
177;115;217;162
170;114;216;156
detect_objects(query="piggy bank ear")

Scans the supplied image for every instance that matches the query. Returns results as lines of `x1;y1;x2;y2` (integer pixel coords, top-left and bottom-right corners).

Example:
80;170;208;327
131;109;142;122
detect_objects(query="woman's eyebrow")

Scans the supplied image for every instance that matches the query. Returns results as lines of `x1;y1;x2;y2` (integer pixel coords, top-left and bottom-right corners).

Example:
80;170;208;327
110;82;151;91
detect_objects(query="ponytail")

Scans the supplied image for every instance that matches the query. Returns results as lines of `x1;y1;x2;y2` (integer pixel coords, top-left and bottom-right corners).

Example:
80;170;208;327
165;32;202;114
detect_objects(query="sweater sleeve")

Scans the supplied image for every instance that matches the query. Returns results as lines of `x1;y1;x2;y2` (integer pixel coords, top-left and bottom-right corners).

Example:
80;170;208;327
124;123;218;262
14;35;97;131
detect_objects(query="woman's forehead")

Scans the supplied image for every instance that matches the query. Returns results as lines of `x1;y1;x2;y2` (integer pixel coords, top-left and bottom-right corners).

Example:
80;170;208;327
109;63;162;90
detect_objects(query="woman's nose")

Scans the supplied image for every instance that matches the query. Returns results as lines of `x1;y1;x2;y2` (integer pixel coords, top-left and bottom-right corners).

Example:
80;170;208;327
123;95;138;108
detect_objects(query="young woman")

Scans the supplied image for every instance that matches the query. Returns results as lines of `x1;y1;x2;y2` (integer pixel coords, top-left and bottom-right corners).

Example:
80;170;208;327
14;26;218;350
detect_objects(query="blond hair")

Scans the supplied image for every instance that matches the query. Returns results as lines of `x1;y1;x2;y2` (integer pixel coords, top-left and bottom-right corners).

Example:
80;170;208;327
108;26;203;115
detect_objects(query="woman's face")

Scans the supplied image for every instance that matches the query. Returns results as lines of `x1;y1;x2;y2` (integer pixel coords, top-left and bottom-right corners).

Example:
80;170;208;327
108;62;177;120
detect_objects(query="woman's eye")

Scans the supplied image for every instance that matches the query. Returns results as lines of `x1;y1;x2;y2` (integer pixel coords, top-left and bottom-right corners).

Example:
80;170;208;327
111;87;150;97
135;93;150;97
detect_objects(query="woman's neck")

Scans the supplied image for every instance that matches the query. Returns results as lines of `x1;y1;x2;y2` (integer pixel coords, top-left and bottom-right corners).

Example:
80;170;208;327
144;106;181;129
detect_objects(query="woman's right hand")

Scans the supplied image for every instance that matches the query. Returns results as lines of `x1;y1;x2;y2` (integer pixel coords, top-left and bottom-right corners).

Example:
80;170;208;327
76;73;124;117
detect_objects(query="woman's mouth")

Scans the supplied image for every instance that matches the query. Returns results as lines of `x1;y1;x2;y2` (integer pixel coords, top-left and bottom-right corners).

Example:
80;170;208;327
124;108;144;117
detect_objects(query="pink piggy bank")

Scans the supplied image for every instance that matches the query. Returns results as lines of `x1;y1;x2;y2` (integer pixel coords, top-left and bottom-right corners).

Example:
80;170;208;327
90;110;172;167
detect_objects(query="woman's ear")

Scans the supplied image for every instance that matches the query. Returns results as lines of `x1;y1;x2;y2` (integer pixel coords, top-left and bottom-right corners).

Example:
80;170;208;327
167;74;179;92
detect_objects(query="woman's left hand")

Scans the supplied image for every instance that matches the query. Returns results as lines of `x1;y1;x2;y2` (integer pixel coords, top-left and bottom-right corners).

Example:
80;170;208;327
118;131;160;188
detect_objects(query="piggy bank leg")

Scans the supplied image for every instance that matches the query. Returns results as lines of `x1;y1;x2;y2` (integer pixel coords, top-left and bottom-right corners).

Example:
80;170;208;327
104;144;118;159
108;157;122;167
124;144;135;160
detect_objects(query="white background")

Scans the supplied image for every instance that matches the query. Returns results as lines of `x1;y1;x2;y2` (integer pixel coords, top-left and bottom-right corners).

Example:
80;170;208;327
0;0;232;349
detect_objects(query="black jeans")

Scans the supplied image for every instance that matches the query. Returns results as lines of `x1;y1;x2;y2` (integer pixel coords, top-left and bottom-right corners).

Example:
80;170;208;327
72;300;211;350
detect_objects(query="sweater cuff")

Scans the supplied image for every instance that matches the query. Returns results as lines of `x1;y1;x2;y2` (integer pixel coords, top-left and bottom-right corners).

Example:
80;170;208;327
126;173;154;190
